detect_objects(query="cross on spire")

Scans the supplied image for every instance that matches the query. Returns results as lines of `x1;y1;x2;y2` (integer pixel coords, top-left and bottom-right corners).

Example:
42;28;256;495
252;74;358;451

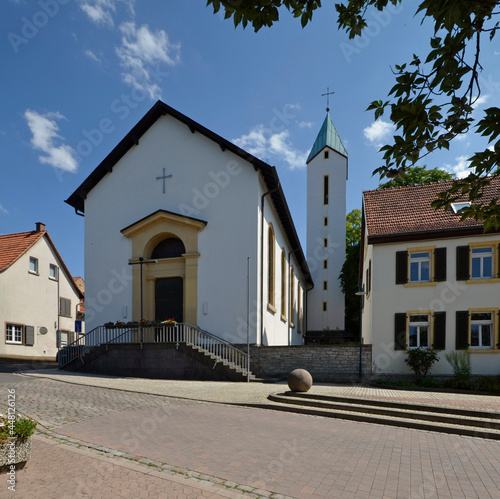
321;87;335;113
156;168;172;194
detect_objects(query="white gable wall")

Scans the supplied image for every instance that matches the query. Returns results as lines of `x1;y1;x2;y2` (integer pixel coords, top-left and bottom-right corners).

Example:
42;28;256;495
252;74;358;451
0;236;81;360
84;114;306;345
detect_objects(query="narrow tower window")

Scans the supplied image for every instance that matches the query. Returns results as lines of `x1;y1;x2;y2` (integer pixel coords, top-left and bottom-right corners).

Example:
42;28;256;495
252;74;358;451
323;281;328;290
324;151;329;159
323;175;329;205
324;216;328;226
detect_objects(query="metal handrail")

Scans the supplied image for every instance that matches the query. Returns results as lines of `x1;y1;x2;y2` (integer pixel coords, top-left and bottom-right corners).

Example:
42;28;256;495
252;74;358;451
57;322;251;376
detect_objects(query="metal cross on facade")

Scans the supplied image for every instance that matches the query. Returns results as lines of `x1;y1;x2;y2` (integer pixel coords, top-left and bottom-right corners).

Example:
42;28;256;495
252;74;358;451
156;168;172;194
321;87;335;112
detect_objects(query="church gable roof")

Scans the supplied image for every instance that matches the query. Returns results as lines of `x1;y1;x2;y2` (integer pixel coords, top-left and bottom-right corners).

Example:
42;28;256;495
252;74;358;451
306;113;348;163
65;101;312;285
363;176;500;244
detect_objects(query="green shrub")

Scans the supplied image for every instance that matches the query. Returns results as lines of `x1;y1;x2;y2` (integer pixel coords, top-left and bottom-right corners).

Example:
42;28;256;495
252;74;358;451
0;414;37;442
445;350;472;384
474;376;500;394
405;348;439;385
420;378;441;388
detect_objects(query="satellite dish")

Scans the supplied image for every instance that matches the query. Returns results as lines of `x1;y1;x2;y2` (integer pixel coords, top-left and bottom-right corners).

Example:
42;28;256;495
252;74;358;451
39;327;48;335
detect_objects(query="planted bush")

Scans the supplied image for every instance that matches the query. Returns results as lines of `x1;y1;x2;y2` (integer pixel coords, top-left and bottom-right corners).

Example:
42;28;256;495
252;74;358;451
0;414;37;443
405;348;439;385
445;350;472;389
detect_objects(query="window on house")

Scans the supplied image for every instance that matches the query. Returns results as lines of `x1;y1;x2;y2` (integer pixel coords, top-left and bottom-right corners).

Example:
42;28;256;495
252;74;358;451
281;249;286;319
49;264;58;280
60;297;72;318
324;151;329;159
267;225;275;310
470;312;493;349
323;238;328;248
6;324;23;344
323;259;328;269
323;175;329;204
323;280;328;290
471;247;494;279
408;314;430;348
395;312;446;351
289;267;295;325
410;252;431;282
323;302;327;312
396;248;446;284
29;257;38;274
297;287;302;333
324;216;328;226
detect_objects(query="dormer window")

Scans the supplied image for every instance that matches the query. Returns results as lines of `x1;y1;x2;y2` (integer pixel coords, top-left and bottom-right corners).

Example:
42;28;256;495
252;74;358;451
451;202;471;214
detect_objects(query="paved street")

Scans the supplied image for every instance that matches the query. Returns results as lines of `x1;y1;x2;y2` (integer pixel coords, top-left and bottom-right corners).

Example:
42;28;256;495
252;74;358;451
1;371;500;498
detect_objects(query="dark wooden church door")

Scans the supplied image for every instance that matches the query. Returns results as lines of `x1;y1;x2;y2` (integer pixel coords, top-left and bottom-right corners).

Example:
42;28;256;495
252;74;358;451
155;277;183;322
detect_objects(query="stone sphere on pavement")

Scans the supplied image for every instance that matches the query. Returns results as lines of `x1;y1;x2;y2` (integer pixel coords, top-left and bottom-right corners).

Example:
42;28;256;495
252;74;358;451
287;369;313;392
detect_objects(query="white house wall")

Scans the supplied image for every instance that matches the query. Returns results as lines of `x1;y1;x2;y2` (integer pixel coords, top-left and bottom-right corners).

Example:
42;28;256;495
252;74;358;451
367;233;500;376
0;236;81;360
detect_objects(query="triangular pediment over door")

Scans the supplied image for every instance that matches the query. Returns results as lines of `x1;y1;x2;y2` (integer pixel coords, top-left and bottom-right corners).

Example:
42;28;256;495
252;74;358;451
121;210;207;324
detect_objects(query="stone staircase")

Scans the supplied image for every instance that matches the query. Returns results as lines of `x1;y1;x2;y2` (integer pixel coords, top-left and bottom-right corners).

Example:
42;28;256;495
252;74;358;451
263;391;500;440
58;323;256;382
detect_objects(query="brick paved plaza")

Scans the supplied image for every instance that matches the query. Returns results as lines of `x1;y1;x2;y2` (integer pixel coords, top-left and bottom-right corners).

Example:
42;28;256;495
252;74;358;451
2;372;500;498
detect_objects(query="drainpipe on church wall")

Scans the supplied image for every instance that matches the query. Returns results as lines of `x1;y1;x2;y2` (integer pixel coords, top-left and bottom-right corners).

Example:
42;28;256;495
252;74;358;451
260;184;279;346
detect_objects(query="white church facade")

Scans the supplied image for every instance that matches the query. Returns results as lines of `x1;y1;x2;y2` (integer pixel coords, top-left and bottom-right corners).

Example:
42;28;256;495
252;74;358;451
66;101;347;347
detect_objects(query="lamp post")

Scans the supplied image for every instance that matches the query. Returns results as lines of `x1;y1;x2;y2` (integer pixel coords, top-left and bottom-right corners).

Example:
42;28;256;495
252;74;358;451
128;257;157;320
355;285;366;381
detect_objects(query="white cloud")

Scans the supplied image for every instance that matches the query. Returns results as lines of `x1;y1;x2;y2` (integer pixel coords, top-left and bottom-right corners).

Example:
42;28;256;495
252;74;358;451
443;155;470;179
24;110;78;173
363;119;394;148
116;22;181;99
79;0;135;26
234;125;308;170
80;0;116;27
0;204;8;215
85;49;101;63
297;121;313;129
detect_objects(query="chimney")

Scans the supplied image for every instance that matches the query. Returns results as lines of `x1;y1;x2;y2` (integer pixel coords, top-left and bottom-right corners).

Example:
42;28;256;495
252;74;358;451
36;222;46;232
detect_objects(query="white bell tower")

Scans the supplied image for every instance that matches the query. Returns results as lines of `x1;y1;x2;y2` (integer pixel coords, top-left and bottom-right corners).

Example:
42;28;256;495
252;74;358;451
306;109;347;333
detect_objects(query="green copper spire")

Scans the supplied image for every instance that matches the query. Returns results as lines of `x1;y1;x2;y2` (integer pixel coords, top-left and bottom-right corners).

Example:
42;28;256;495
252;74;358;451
306;113;348;163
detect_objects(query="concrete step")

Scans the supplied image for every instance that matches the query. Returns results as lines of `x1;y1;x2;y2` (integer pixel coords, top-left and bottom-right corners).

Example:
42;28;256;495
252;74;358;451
264;392;500;440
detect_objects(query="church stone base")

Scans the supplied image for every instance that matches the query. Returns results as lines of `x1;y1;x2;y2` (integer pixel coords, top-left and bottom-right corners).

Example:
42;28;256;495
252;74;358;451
249;345;372;382
63;343;247;381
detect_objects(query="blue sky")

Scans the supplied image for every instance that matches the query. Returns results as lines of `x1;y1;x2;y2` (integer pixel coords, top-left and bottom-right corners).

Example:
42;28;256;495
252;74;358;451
1;0;499;279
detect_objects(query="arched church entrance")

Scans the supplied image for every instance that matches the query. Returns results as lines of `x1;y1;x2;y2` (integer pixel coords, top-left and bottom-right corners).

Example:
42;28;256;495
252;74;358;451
120;210;207;325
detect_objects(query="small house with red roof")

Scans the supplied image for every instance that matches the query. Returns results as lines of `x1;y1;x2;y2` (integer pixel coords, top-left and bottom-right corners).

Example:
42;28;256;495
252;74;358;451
360;177;500;377
0;222;84;361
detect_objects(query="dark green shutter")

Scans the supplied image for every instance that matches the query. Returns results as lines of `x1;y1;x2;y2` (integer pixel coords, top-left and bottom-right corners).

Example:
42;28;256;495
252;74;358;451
433;312;446;350
434;248;447;282
456;311;469;350
394;313;407;350
25;326;34;346
395;251;408;284
456;246;470;280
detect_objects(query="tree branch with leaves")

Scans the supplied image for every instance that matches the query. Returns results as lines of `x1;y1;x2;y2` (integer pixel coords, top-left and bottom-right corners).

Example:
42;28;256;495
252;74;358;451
207;0;500;230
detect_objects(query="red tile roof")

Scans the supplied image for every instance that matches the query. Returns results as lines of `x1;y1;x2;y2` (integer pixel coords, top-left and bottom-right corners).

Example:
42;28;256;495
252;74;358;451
0;227;84;299
0;230;45;273
363;177;500;242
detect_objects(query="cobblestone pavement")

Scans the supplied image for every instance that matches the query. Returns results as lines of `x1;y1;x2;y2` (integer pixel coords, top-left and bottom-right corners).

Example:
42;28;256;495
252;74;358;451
2;372;500;498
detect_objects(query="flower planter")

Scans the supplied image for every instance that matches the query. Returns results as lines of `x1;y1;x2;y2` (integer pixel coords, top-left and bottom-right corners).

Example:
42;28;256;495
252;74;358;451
0;437;32;473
